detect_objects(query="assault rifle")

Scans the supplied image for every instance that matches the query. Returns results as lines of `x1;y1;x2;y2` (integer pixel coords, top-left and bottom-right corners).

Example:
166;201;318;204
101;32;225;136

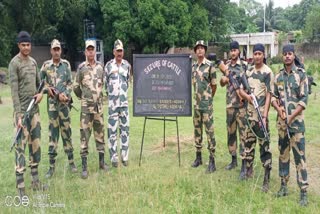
240;75;270;142
10;80;45;151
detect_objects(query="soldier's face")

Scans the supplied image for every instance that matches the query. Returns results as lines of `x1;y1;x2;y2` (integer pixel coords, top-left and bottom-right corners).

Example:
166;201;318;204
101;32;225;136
195;46;206;58
114;49;124;61
282;51;295;66
85;46;96;61
253;51;264;65
230;49;239;60
51;47;61;61
18;42;31;56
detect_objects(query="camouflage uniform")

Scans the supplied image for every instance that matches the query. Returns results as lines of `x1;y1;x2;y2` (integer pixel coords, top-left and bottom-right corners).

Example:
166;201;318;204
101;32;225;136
242;64;273;170
223;59;247;156
9;54;42;189
192;57;217;156
272;65;309;191
40;59;74;166
74;61;105;157
105;58;131;164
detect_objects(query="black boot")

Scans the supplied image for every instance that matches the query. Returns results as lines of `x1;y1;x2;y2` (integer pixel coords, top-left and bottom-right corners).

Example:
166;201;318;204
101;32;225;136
246;164;254;179
276;179;288;197
205;155;216;174
68;153;78;173
99;153;109;172
239;160;247;180
81;157;88;179
31;166;48;191
300;189;308;206
45;159;55;179
225;155;237;170
17;187;26;199
262;166;271;192
191;152;202;168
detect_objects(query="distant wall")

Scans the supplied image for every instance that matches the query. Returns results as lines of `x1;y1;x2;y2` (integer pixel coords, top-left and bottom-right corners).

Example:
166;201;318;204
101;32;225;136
296;43;320;59
31;46;51;67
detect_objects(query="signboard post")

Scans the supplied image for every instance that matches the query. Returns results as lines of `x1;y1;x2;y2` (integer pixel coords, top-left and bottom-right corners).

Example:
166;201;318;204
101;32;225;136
133;54;192;166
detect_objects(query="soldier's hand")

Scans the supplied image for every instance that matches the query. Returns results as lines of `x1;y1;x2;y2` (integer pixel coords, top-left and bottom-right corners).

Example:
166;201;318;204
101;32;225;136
221;76;229;84
58;93;69;103
48;87;55;98
17;117;23;129
34;93;43;104
246;94;253;104
278;107;286;120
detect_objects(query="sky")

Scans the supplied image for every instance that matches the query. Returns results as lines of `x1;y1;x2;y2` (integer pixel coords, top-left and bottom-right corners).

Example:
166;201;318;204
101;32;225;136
230;0;302;8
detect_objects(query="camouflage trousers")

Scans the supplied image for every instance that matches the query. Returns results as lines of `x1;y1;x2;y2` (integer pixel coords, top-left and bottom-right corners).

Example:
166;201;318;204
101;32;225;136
47;104;74;166
278;130;308;190
14;112;41;188
226;107;246;156
108;107;129;163
242;118;272;169
193;109;216;156
80;111;105;157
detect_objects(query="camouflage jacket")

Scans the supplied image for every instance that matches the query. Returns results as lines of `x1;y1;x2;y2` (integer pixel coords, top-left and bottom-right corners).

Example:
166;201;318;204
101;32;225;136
224;58;247;109
272;65;308;133
104;59;131;110
74;61;104;114
192;58;217;110
40;59;72;111
9;54;41;118
242;64;274;121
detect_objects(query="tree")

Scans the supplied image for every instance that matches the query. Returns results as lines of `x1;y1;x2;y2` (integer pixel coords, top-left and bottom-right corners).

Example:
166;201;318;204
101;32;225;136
100;0;211;54
304;4;320;42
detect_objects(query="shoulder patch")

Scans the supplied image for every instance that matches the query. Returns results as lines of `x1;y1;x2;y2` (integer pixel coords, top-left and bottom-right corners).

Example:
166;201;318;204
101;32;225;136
78;62;86;70
297;67;306;73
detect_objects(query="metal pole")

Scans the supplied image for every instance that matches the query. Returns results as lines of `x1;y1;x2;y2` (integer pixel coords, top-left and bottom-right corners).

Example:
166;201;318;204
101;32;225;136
139;117;148;166
176;117;181;167
263;4;266;32
163;116;166;147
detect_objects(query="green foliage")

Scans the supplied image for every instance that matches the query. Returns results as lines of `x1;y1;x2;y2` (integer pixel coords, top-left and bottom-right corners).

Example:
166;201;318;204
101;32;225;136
304;4;320;42
269;55;283;65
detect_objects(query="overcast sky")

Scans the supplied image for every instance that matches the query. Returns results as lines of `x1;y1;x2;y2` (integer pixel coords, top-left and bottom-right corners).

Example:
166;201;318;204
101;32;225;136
231;0;302;8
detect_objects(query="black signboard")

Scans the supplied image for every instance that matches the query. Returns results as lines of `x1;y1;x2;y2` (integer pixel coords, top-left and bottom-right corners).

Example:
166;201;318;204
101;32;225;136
133;54;192;116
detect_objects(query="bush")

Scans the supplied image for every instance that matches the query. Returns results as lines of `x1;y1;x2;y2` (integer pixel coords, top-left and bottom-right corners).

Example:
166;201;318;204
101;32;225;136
269;55;283;65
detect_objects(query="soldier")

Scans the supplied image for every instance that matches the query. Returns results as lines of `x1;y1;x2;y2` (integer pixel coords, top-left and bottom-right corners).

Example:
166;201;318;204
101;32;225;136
191;40;217;173
220;41;248;179
238;44;273;191
9;31;46;197
105;39;131;167
74;40;109;179
40;39;77;178
272;44;309;206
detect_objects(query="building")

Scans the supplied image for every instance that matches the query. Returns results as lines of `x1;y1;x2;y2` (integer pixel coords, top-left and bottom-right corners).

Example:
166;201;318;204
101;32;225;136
230;32;279;59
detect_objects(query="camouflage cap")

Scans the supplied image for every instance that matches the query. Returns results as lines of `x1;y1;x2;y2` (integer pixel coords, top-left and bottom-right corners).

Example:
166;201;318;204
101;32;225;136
85;40;95;49
114;39;123;50
194;40;207;53
51;39;61;49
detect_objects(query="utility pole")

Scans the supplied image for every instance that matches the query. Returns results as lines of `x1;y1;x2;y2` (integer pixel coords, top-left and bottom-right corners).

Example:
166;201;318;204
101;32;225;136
263;4;266;32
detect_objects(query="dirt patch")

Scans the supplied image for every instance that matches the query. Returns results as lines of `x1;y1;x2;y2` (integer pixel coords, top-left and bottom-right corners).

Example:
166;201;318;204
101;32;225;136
149;135;193;154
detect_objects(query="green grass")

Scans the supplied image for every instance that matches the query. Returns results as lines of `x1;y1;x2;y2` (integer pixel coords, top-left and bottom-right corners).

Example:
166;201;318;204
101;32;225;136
0;71;320;213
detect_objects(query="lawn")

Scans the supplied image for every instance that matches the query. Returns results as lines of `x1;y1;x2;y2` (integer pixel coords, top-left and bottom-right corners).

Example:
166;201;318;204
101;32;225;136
0;69;319;213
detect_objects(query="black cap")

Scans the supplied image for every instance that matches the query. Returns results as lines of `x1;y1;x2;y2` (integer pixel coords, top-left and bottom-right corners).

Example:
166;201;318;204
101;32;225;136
253;43;265;53
230;41;239;50
17;31;31;43
282;44;294;53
